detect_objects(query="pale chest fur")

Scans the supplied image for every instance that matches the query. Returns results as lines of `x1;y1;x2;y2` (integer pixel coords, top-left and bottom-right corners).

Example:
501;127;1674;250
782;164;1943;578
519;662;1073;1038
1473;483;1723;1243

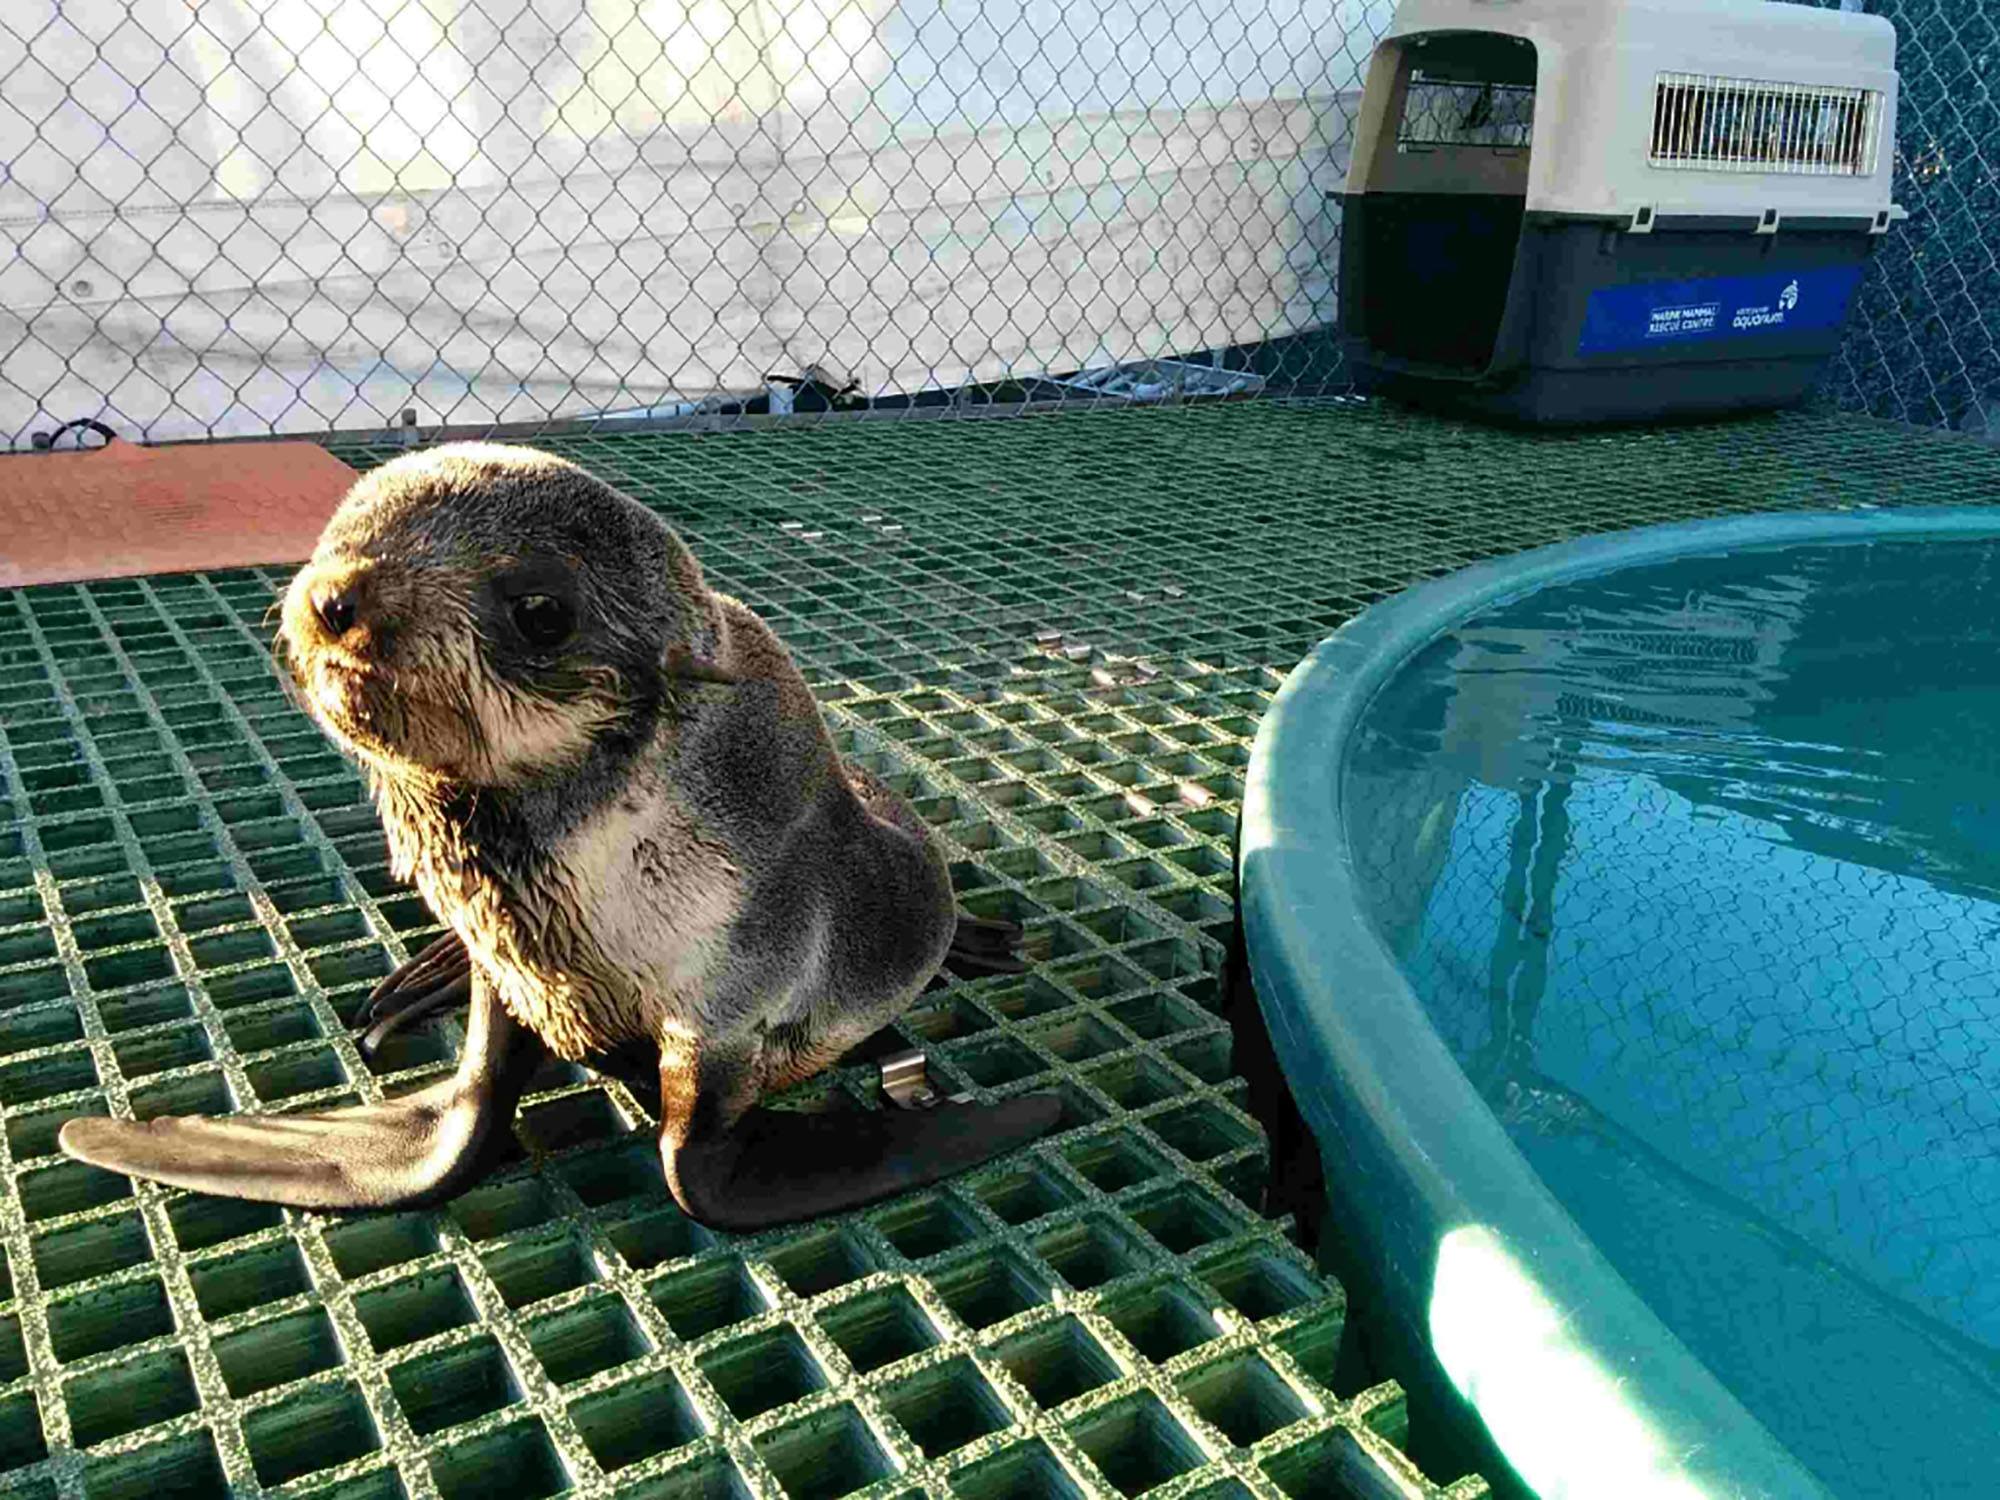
544;782;744;1045
389;778;743;1062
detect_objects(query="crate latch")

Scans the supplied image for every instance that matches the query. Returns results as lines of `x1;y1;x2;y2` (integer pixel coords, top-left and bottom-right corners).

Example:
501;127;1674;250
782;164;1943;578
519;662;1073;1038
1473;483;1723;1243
881;1049;969;1110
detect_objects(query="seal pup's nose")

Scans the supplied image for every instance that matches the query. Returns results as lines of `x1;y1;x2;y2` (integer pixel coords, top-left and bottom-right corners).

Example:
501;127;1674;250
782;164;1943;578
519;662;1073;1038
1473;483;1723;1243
312;583;361;639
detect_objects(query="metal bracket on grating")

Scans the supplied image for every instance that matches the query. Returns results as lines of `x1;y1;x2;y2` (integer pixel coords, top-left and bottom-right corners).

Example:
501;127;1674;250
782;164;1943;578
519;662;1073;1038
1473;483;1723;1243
880;1049;970;1111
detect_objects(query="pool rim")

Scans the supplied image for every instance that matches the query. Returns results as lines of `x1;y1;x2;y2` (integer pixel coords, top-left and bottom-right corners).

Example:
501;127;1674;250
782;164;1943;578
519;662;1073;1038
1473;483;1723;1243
1239;506;2000;1500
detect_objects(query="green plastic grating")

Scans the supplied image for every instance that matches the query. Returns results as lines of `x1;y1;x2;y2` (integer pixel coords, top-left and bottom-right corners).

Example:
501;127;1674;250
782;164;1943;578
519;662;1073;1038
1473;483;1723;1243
0;398;1994;1499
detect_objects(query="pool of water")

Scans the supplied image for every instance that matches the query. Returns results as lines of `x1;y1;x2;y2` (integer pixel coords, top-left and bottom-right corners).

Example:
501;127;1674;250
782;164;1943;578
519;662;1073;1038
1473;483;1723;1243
1342;536;2000;1498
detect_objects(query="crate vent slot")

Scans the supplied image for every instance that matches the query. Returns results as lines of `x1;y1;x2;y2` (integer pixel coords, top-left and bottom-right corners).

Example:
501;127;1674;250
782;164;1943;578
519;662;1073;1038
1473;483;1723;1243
1399;72;1535;150
1650;73;1881;175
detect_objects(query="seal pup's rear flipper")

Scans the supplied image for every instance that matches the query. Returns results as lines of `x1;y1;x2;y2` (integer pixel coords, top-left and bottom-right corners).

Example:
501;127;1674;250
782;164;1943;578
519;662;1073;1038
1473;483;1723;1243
60;976;542;1210
357;930;473;1059
665;1092;1061;1233
365;930;469;1015
941;912;1027;978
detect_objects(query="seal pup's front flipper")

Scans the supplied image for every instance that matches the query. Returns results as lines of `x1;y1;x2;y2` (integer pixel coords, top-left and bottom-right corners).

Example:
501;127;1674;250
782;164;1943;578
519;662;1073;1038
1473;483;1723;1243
59;975;542;1210
665;1090;1062;1234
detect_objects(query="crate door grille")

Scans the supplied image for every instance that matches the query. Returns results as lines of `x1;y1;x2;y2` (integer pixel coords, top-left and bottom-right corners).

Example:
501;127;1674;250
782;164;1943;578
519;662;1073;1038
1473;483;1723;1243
1397;71;1536;151
1650;73;1883;175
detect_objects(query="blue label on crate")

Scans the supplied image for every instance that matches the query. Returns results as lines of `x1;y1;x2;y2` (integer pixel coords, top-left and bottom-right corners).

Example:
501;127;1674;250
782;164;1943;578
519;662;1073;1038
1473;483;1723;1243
1576;266;1863;355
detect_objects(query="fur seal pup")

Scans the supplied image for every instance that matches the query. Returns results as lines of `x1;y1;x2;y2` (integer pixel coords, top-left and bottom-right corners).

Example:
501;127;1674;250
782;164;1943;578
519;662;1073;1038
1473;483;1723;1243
59;443;1059;1230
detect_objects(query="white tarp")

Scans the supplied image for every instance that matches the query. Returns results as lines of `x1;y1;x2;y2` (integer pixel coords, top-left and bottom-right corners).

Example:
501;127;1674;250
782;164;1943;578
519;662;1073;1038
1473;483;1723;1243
0;0;1378;443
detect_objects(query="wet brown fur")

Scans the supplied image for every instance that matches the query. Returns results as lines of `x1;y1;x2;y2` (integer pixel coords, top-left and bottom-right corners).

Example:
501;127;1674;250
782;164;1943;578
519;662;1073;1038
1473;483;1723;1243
280;443;956;1138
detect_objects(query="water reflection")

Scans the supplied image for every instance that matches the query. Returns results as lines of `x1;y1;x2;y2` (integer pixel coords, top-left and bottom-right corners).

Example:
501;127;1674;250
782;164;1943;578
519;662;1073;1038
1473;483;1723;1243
1347;538;2000;1499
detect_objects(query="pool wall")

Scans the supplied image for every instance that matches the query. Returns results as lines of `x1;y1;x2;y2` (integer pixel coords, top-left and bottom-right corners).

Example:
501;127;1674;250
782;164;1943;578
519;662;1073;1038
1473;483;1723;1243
1239;507;2000;1500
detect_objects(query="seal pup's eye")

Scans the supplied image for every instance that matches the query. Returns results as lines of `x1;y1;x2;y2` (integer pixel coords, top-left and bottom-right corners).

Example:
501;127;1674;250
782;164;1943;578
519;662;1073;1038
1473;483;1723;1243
509;594;574;648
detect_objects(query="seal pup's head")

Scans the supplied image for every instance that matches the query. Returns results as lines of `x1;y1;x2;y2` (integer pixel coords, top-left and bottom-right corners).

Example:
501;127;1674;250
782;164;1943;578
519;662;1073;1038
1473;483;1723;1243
281;443;714;790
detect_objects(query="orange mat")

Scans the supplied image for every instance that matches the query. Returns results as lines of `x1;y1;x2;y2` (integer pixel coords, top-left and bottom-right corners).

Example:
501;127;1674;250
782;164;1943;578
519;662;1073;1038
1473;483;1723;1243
0;437;358;588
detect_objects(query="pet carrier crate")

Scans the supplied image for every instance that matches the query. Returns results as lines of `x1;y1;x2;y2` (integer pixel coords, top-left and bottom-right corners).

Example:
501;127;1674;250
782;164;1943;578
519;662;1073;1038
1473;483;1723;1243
1336;0;1902;424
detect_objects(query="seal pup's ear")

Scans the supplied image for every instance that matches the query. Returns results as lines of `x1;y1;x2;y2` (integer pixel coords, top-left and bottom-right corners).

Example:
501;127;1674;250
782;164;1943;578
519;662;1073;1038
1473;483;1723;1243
663;646;741;687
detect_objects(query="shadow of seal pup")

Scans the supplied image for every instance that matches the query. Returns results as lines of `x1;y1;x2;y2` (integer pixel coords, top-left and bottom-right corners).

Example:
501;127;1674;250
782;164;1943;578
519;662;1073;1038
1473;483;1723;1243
61;442;1058;1230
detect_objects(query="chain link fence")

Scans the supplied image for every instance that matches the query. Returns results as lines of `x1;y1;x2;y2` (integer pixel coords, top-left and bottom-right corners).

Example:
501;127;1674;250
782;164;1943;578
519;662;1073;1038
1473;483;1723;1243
0;0;1991;448
1814;0;1999;434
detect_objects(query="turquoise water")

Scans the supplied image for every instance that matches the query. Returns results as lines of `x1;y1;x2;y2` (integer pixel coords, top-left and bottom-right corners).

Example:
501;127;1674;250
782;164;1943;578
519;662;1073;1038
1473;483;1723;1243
1343;537;2000;1499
